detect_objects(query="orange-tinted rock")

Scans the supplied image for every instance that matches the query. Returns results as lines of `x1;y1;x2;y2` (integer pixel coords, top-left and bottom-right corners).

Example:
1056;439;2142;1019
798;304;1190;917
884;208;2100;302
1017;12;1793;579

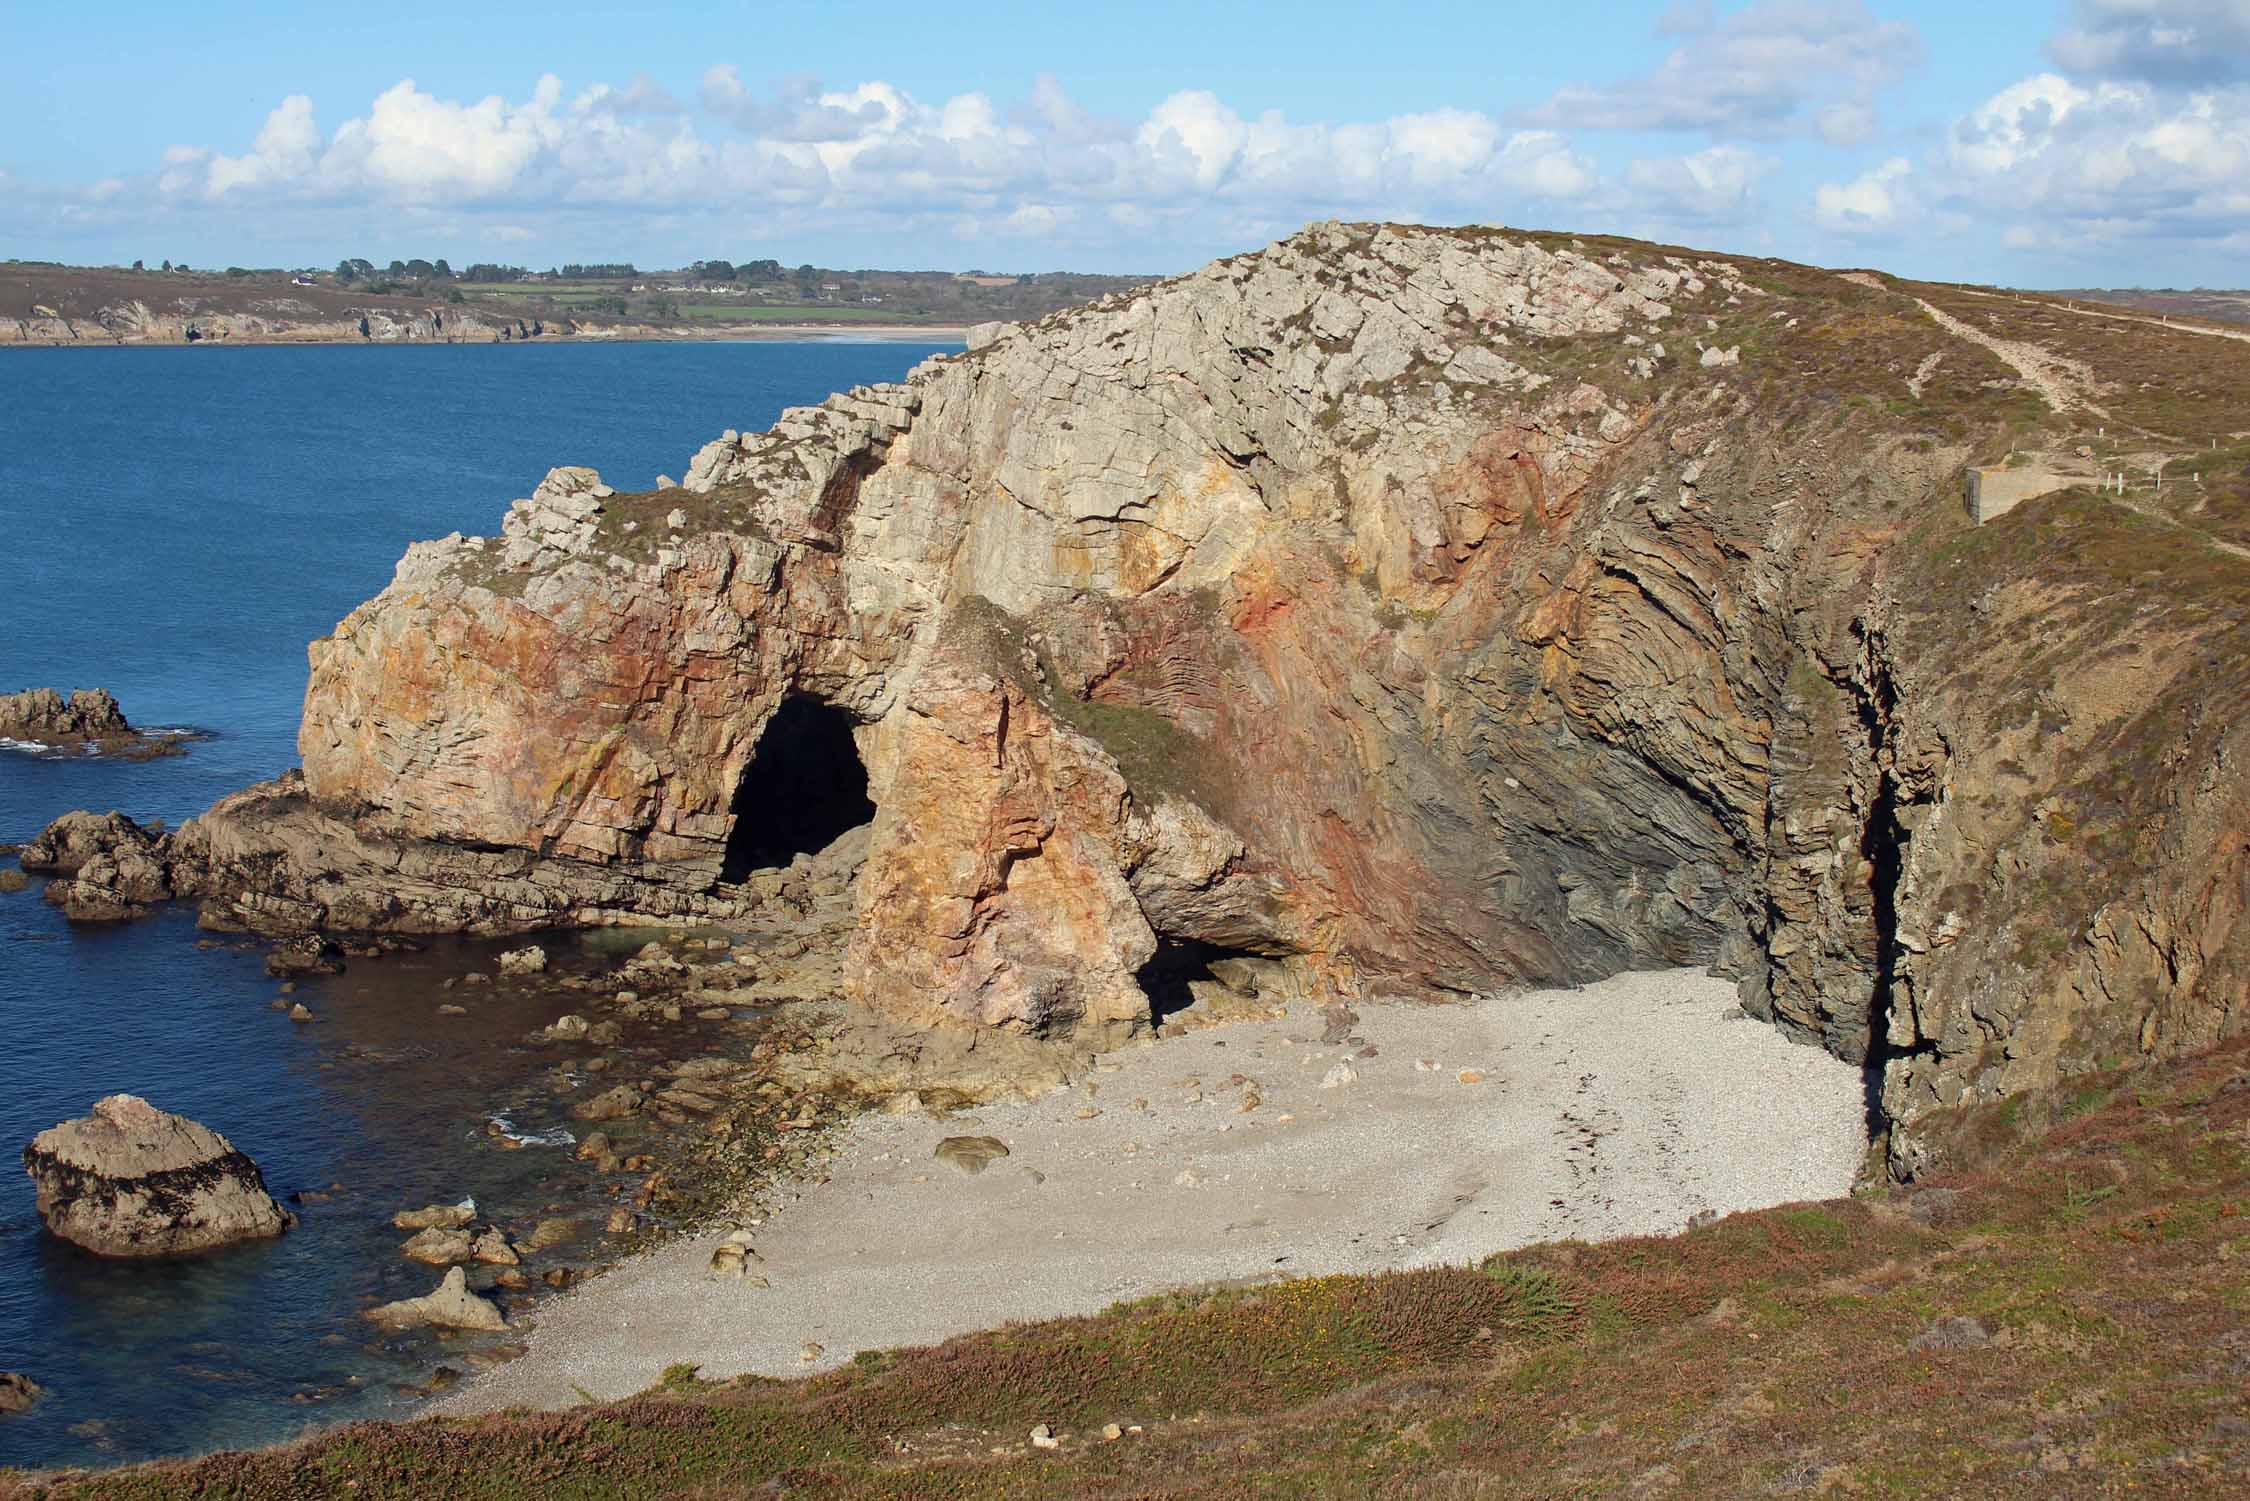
31;223;2249;1163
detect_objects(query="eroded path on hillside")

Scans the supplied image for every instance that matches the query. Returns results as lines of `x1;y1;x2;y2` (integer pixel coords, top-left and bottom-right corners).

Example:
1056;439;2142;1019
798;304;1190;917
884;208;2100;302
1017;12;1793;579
1915;298;2112;419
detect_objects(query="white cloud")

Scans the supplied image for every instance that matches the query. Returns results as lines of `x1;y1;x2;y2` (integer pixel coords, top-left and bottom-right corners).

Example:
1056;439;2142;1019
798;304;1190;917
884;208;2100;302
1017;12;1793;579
576;74;684;118
1625;145;1775;224
1948;73;2103;173
1813;155;1913;233
116;70;1603;249
2048;0;2250;83
1947;77;2250;230
1522;0;1923;140
1136;91;1249;189
204;94;322;196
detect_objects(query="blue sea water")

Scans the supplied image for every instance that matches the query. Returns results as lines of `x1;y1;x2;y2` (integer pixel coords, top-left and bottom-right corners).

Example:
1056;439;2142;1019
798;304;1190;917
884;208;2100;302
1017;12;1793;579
0;338;957;1470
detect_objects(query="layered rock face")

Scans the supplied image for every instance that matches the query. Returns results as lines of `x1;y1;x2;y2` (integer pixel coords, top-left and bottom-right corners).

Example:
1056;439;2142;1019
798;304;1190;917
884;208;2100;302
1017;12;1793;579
23;1094;295;1256
51;222;2249;1155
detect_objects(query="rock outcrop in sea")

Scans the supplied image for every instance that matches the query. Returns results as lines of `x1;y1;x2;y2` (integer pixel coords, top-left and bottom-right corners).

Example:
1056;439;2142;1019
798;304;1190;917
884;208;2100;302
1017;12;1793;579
0;1373;43;1415
31;221;2250;1170
22;1094;295;1256
0;688;183;757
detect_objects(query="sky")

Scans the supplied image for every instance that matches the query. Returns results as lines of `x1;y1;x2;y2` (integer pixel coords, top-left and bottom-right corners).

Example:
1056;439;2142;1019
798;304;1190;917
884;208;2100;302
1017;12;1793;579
2;0;2246;287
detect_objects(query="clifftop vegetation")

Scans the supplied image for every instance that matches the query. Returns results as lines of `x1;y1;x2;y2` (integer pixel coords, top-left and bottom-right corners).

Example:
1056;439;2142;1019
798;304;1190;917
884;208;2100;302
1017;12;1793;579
12;1037;2247;1499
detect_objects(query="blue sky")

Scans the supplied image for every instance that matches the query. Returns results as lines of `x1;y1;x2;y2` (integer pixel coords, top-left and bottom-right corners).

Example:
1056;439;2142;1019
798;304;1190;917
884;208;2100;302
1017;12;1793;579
3;0;2246;286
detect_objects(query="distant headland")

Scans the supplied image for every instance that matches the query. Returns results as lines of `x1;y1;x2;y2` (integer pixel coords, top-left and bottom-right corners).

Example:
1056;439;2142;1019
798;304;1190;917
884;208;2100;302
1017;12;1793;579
0;256;1154;347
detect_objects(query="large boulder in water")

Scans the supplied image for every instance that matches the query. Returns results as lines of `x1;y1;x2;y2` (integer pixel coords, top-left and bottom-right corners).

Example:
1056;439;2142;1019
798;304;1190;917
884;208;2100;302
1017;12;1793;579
22;1094;295;1257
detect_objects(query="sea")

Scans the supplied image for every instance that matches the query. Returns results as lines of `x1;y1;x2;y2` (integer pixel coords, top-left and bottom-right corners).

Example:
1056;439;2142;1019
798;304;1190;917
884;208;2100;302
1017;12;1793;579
0;337;959;1471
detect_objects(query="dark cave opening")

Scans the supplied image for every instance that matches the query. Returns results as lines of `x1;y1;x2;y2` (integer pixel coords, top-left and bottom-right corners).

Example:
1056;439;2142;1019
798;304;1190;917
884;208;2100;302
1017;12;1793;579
719;696;875;883
1135;936;1266;1029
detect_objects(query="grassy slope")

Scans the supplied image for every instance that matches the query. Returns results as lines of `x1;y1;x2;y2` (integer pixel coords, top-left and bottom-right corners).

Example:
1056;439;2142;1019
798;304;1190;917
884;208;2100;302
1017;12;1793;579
13;1039;2247;1500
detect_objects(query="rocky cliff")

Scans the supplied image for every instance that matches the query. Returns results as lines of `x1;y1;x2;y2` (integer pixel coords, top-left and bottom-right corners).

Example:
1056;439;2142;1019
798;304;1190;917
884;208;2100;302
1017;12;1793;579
36;222;2249;1164
0;298;548;346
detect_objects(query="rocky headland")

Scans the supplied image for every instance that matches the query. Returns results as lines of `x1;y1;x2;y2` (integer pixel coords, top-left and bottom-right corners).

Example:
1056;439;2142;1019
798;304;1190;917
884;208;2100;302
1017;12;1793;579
22;1095;294;1257
27;220;2250;1174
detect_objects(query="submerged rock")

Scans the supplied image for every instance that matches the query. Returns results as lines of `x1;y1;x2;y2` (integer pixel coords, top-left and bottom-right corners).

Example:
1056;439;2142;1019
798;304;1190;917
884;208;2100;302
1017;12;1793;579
394;1202;477;1231
22;1095;294;1257
364;1266;507;1332
400;1227;476;1265
0;1373;43;1414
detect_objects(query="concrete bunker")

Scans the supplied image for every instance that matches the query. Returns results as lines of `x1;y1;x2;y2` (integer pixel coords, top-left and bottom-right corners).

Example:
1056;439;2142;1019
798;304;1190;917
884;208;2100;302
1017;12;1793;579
720;696;875;883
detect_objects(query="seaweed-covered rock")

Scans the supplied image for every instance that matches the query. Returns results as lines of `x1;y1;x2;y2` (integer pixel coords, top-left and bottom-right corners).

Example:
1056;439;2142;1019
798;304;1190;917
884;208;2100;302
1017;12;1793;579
22;1095;294;1257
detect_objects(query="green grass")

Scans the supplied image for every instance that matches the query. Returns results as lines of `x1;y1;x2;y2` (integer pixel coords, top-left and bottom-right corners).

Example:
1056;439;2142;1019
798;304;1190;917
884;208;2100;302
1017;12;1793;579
672;304;943;323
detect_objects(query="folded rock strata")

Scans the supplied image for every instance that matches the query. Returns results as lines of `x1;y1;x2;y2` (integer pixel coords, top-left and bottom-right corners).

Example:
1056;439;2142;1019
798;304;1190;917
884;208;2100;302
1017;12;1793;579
34;221;2249;1166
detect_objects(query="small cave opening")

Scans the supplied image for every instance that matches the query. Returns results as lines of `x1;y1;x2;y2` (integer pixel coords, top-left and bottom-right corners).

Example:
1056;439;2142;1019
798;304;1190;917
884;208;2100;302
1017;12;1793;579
719;696;875;883
1136;936;1269;1029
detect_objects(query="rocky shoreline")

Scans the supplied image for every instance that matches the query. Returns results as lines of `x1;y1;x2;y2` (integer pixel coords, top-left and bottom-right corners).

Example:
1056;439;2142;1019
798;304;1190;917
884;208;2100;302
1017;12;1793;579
0;319;967;349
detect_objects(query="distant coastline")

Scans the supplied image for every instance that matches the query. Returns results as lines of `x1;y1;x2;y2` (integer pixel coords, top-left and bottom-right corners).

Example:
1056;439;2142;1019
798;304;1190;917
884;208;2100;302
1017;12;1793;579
2;257;1141;353
1;322;969;349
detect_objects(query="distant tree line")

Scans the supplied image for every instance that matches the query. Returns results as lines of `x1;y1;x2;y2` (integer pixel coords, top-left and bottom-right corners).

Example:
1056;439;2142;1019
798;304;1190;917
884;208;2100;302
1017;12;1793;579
688;259;786;281
335;257;458;282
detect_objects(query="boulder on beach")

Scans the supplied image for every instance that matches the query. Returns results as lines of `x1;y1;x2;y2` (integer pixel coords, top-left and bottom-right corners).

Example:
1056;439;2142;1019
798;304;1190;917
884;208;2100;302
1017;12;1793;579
22;1094;295;1257
933;1135;1011;1174
364;1266;507;1332
470;1228;520;1266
